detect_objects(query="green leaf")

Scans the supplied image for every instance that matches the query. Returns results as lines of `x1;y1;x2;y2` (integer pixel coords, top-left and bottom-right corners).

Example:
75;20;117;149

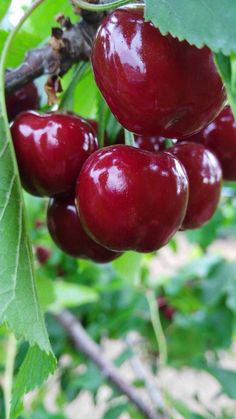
0;29;42;67
215;53;236;120
59;62;90;112
72;69;99;118
0;0;11;23
50;281;99;312
0;0;52;354
0;106;51;350
106;111;122;143
172;398;206;419
145;0;236;54
112;252;143;284
36;276;56;312
22;0;75;41
11;345;57;418
207;366;236;399
103;403;129;419
6;30;42;67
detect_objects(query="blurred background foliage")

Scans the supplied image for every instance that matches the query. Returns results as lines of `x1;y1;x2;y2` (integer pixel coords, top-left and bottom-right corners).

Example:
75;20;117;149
1;0;236;418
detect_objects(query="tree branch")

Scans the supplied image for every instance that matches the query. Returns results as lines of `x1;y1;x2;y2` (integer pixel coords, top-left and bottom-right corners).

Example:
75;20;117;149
5;13;103;94
56;310;163;419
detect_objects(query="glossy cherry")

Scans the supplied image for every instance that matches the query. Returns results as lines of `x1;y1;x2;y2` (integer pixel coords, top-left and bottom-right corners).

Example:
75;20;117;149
134;135;166;152
47;197;121;263
181;106;236;181
169;142;222;230
11;111;98;197
92;6;225;138
76;145;189;253
115;129;167;152
6;82;39;121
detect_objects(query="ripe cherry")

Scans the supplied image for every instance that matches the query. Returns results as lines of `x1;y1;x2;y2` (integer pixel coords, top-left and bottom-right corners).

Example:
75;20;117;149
114;129;167;152
181;106;236;181
169;143;222;229
47;197;121;263
92;6;225;138
11;111;98;197
134;135;166;152
157;296;175;320
35;246;51;265
6;82;39;121
76;145;189;253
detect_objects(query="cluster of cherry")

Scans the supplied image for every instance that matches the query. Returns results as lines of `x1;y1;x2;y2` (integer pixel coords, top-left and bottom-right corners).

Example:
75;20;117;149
8;5;236;264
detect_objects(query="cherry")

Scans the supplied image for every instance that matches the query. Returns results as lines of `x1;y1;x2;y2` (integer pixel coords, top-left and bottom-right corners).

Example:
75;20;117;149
11;111;98;197
47;197;121;263
35;246;51;265
114;129;167;152
76;145;189;253
181;106;236;181
6;82;39;121
134;135;166;152
169;142;222;230
157;297;175;320
86;119;166;151
92;6;225;138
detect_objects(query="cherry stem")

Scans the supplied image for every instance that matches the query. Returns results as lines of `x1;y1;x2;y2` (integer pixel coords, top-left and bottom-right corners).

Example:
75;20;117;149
146;290;168;367
72;0;133;12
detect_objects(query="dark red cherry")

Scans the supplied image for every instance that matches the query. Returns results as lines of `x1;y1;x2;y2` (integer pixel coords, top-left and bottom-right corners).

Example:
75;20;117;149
35;246;51;265
157;297;175;320
169;143;222;230
92;6;225;138
11;111;98;197
76;145;189;253
134;135;166;152
47;197;121;263
115;131;167;151
6;82;40;122
181;106;236;181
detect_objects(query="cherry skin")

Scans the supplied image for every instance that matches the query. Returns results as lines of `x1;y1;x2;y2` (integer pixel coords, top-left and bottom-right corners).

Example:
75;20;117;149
157;296;175;320
6;82;39;122
181;106;236;181
92;6;225;138
169;142;222;230
11;111;98;197
47;197;121;263
76;145;189;253
113;129;167;152
134;135;166;152
35;246;51;265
